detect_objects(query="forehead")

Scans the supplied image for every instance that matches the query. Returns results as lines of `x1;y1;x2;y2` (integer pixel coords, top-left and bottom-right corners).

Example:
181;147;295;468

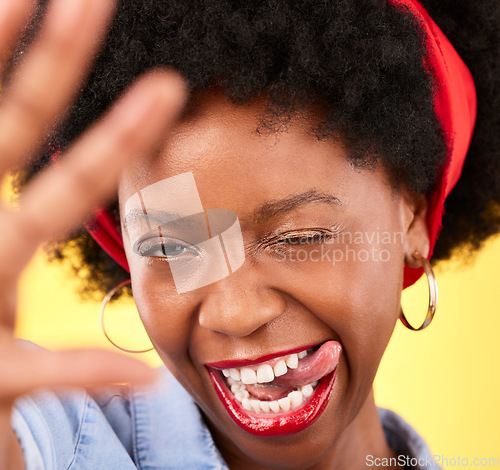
118;91;392;218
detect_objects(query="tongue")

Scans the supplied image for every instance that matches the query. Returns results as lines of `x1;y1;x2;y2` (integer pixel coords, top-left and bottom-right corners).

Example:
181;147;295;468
245;341;342;401
245;382;293;401
274;341;341;387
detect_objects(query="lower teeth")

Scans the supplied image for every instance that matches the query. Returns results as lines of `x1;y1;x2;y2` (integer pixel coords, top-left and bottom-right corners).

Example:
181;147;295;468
226;377;319;415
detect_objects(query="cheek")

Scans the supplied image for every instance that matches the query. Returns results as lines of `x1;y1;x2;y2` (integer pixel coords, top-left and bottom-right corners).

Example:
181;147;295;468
268;235;405;388
129;260;196;363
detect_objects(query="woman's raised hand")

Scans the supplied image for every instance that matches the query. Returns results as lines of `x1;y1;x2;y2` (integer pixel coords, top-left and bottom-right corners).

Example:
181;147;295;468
0;0;186;466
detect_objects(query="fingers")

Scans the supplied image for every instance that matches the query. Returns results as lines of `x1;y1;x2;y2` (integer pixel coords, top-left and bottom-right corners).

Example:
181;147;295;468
2;70;187;274
0;0;117;176
0;0;34;58
0;342;159;401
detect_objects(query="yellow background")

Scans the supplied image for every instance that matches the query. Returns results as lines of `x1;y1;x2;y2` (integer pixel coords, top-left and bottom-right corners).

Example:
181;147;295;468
15;233;500;467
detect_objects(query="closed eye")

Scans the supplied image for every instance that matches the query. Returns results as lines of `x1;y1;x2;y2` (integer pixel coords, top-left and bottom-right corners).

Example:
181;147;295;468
273;232;330;245
267;228;341;247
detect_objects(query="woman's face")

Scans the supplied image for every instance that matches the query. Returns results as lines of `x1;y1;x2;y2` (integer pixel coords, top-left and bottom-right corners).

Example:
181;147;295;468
118;90;429;468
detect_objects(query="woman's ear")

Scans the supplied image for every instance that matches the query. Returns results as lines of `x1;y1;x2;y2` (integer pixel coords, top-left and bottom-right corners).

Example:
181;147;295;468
401;189;430;269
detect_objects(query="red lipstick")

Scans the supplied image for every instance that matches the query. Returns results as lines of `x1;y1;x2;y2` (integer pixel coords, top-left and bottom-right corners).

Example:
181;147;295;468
206;341;342;437
205;343;320;370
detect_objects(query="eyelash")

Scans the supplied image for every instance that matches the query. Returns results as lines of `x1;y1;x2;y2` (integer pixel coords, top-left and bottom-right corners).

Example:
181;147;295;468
134;236;200;261
135;226;343;262
271;233;331;245
260;226;343;250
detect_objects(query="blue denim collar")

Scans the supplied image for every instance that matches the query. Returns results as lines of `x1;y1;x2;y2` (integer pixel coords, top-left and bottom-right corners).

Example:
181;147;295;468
131;370;229;469
128;368;440;469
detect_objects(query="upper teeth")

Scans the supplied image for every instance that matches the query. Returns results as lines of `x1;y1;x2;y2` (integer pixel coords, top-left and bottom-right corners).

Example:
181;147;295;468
286;354;298;369
256;364;274;383
240;368;257;384
221;349;310;385
273;360;287;377
223;352;321;415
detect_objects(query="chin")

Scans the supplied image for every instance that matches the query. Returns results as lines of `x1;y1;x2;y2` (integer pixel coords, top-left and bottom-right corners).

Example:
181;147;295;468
197;340;354;468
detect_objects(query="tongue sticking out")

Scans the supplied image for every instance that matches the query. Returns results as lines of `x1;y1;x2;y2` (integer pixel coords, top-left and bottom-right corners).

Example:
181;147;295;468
245;341;342;401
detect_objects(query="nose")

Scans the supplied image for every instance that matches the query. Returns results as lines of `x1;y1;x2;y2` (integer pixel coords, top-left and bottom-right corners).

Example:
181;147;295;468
198;267;286;337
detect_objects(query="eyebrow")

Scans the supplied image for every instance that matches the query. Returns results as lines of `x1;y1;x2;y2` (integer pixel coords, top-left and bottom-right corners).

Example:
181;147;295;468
124;188;343;228
253;189;344;223
123;208;193;230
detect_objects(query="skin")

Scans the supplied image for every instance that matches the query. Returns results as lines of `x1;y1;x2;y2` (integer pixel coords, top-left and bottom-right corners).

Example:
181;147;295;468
119;90;430;469
0;0;431;468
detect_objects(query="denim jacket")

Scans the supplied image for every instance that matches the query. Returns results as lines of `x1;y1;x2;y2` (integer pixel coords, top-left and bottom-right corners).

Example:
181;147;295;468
12;365;442;470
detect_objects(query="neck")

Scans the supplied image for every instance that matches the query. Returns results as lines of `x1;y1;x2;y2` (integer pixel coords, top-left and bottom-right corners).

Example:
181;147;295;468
326;389;398;470
213;388;399;470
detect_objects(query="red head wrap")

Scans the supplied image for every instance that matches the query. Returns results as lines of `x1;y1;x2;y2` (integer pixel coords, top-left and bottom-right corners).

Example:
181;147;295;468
390;0;477;287
66;0;476;289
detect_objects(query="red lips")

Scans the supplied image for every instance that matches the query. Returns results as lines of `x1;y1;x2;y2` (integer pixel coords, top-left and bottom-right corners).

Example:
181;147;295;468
204;343;321;370
206;340;342;437
208;368;338;436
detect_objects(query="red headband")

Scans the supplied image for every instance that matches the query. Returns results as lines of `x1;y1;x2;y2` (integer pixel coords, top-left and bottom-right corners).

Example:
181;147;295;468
391;0;476;288
61;0;476;289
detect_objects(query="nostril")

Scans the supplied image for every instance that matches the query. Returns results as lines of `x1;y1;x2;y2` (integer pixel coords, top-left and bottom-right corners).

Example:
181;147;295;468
198;307;267;337
197;284;286;337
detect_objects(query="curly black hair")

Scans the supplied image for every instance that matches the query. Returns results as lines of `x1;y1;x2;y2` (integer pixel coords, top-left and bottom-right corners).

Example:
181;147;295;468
13;0;500;298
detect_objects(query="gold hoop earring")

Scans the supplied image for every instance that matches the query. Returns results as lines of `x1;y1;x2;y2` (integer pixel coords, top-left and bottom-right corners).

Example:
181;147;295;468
400;251;438;331
99;279;154;353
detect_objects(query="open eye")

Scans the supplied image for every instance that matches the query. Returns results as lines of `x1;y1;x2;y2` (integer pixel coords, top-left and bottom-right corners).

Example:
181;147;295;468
134;236;200;260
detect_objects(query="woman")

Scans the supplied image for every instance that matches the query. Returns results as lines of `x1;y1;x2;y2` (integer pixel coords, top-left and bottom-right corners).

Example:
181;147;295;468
1;0;499;468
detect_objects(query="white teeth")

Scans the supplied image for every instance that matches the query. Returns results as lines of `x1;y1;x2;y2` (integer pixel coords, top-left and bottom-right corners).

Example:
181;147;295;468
224;361;320;414
231;383;242;394
256;364;274;383
259;401;270;413
240;368;258;385
288;390;303;408
301;384;314;398
269;400;280;413
235;390;249;402
250;399;262;413
229;368;241;381
222;348;308;382
286;354;299;369
229;379;319;414
273;360;287;377
242;398;252;410
222;346;312;382
277;396;291;412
